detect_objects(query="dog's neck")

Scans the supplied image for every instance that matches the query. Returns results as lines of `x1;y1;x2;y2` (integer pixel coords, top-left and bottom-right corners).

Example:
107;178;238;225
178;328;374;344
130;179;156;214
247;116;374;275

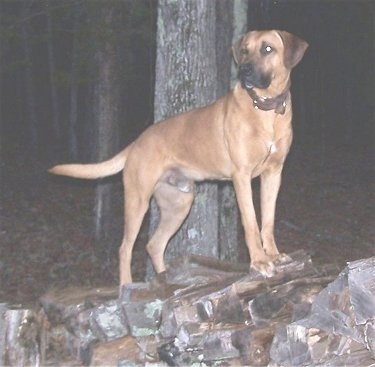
246;83;290;115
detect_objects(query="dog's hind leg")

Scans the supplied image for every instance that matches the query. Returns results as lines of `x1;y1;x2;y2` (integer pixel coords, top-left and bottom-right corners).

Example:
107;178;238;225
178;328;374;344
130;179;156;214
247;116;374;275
146;178;194;275
119;193;149;285
119;166;156;285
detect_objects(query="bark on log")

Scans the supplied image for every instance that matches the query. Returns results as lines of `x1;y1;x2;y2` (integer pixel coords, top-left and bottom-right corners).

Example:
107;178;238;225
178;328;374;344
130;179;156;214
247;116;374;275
40;287;118;325
158;323;246;365
90;299;128;341
5;253;372;366
40;287;122;364
0;304;41;367
165;253;247;288
270;257;375;366
121;283;164;337
90;336;145;366
232;325;275;366
160;274;244;338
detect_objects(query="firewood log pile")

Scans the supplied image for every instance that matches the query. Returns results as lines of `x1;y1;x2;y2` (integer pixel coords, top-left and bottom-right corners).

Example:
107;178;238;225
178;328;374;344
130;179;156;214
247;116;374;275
0;251;374;366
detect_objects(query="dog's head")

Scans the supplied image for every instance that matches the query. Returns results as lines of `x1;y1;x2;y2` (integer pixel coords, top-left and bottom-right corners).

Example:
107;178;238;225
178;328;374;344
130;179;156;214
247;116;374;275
233;30;308;93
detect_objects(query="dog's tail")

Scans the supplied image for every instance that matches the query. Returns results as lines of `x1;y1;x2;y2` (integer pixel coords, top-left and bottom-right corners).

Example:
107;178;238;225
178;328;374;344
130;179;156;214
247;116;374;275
48;147;129;179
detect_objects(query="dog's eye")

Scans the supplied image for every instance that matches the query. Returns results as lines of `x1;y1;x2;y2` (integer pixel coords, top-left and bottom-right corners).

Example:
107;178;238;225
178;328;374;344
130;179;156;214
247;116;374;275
240;48;248;56
261;44;274;56
265;46;273;53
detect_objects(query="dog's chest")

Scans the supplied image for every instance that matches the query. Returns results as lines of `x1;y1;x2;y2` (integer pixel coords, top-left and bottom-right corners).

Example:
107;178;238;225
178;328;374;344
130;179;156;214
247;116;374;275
224;106;292;175
259;139;278;165
257;118;280;154
267;141;277;155
251;115;291;169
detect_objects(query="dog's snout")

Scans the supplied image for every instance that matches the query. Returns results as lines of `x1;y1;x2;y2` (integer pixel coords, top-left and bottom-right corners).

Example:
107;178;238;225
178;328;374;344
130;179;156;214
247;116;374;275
239;63;254;76
238;61;272;90
238;62;256;90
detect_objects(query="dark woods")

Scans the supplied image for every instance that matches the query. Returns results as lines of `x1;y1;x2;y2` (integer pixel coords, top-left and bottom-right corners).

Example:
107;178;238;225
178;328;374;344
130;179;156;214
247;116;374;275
1;0;157;162
249;0;374;167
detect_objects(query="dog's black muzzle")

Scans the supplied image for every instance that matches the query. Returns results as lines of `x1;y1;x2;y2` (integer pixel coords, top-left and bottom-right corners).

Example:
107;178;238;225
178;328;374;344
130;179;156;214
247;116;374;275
238;62;271;91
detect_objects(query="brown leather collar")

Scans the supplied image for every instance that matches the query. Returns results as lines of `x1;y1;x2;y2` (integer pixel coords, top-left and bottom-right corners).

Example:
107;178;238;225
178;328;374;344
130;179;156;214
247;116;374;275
246;86;290;115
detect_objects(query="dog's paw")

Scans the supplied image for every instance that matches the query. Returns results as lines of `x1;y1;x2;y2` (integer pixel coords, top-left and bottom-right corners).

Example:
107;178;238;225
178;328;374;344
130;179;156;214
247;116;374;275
274;252;292;264
251;259;276;277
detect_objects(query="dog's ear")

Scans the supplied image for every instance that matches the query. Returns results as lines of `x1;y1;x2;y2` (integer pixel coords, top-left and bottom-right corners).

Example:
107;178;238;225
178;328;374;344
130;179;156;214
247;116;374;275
232;37;243;65
277;31;309;69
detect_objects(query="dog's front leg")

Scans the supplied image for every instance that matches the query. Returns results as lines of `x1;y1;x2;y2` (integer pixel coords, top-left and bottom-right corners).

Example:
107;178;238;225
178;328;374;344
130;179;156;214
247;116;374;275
233;172;275;276
260;168;290;262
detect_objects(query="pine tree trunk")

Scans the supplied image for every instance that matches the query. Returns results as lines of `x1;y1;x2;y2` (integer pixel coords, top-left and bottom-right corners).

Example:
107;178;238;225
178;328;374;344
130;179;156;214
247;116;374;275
149;0;219;277
45;0;60;144
20;2;38;155
0;14;2;196
219;0;248;262
92;5;120;251
68;2;80;159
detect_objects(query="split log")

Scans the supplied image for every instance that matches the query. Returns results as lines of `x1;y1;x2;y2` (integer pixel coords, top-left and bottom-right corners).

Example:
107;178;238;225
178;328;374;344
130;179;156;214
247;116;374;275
157;251;339;365
160;275;243;338
31;253;374;366
90;299;128;341
40;320;80;366
121;283;164;337
365;320;375;359
313;348;375;366
349;257;375;358
232;325;275;366
234;255;338;332
40;286;118;325
199;324;242;362
347;257;375;325
0;304;41;367
160;250;336;337
162;253;248;287
247;275;337;326
0;303;7;365
40;286;125;363
270;256;375;366
90;336;149;366
196;286;244;324
158;323;246;365
234;251;339;300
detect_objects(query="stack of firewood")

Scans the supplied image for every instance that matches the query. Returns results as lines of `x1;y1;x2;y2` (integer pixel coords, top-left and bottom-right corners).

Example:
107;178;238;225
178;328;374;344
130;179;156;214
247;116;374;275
0;251;374;366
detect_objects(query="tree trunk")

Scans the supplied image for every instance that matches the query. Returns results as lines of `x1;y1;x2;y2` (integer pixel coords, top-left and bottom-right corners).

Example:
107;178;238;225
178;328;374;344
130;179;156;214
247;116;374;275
92;5;120;252
215;0;234;99
230;0;248;89
149;0;219;277
68;1;80;160
20;1;38;155
45;0;60;144
0;10;2;207
218;0;248;262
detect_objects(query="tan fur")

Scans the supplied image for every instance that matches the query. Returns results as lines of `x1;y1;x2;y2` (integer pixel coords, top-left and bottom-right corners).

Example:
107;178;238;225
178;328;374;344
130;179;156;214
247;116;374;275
50;30;308;285
49;148;129;179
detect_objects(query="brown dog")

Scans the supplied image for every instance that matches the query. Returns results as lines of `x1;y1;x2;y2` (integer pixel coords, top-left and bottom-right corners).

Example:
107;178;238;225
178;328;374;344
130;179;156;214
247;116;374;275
50;30;308;285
